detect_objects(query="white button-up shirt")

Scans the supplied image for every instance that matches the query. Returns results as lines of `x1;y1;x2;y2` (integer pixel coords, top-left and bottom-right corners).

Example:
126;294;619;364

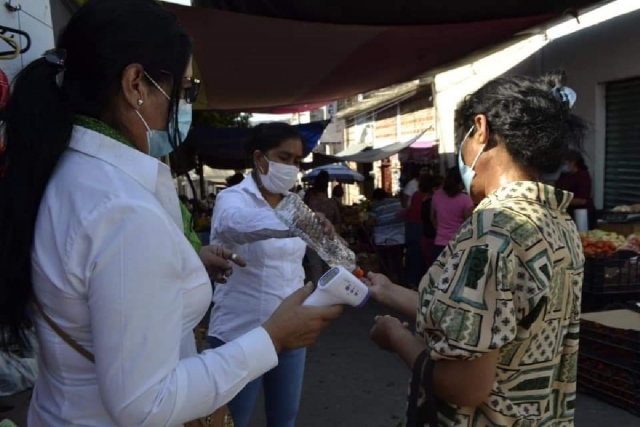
28;127;277;427
208;176;306;343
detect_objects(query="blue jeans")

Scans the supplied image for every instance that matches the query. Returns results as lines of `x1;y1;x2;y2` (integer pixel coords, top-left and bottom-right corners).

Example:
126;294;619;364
208;336;306;427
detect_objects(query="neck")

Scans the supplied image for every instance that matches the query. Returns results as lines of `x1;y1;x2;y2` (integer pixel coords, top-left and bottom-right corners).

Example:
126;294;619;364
483;167;532;197
100;112;145;153
480;149;534;199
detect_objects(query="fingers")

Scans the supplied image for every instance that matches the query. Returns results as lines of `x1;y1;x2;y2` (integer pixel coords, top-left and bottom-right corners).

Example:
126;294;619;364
288;282;315;304
229;252;247;268
214;246;247;268
317;304;343;321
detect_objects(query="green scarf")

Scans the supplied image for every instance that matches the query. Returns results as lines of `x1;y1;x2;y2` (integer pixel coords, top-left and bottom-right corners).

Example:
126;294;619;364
74;115;202;253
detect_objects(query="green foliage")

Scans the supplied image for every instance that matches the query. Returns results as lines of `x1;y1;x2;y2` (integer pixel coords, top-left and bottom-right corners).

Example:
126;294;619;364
193;111;252;129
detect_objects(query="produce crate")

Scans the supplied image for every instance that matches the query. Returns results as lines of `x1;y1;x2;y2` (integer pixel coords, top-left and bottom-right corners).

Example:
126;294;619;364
583;256;640;311
578;310;640;415
583;255;640;294
581;310;640;369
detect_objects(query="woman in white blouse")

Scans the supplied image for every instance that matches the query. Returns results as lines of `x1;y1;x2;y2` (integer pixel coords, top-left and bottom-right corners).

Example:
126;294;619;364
0;1;341;426
209;123;323;427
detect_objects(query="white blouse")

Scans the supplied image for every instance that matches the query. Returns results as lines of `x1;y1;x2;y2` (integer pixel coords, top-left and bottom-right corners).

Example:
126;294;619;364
208;176;307;343
28;127;277;427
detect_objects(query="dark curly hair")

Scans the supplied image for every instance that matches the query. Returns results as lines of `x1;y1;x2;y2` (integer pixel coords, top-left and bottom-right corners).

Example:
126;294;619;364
455;71;588;175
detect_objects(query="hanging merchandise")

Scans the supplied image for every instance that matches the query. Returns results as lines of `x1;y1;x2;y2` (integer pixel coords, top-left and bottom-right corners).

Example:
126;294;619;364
0;67;9;110
0;67;8;178
0;25;31;59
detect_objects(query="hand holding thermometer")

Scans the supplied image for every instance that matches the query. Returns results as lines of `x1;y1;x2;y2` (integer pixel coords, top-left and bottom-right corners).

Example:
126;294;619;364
303;266;371;307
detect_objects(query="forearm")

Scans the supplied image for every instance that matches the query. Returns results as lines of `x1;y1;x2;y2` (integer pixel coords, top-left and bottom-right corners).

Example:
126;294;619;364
569;198;587;207
213;210;291;245
390;331;497;408
379;284;419;320
391;328;428;369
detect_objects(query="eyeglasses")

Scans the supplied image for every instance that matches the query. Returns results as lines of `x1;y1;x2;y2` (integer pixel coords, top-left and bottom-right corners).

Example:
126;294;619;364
146;71;201;105
183;76;201;105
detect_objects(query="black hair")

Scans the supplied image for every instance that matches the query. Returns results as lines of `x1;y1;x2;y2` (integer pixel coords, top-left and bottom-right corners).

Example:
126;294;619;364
443;167;463;198
565;149;588;172
455;70;588;175
418;174;439;194
332;184;344;198
0;0;192;349
372;188;388;201
244;122;304;161
312;170;330;193
179;195;190;205
226;172;245;187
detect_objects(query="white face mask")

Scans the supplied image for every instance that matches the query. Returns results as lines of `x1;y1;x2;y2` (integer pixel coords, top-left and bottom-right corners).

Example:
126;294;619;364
258;156;299;195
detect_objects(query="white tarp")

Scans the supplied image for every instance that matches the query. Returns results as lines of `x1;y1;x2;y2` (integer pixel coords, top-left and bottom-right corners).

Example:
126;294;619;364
332;130;426;163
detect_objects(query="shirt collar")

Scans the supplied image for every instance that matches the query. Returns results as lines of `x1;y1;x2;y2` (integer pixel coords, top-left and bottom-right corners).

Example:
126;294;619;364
477;181;573;212
68;126;160;194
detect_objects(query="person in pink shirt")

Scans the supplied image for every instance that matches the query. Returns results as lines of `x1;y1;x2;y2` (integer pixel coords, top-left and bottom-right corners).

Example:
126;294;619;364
431;167;474;257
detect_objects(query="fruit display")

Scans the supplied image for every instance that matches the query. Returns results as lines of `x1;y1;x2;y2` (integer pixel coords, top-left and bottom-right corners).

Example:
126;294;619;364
611;204;640;213
580;230;626;257
616;235;640;254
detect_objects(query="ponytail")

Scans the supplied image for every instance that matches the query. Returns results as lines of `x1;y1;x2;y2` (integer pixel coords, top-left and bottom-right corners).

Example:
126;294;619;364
0;57;73;348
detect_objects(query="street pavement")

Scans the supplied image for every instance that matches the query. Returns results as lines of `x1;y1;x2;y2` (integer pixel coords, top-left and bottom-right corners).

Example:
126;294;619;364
2;300;638;426
251;300;640;427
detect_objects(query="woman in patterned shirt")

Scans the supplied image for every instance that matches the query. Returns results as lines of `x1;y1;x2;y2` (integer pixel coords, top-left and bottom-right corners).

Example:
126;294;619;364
364;71;588;427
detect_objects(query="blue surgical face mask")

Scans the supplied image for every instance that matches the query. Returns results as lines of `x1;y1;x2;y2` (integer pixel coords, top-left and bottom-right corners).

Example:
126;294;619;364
458;126;485;195
137;73;193;158
560;164;572;174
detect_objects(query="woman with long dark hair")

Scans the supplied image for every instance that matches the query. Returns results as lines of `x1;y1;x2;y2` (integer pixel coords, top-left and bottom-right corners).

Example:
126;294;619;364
0;1;341;425
364;71;587;427
430;167;474;258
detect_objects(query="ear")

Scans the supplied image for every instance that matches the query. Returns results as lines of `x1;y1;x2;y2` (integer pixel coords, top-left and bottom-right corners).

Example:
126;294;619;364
121;64;149;109
254;150;267;174
473;114;490;146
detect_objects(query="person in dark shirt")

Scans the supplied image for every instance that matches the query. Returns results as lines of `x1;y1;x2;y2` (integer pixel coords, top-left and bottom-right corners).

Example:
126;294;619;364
420;174;442;269
556;149;596;229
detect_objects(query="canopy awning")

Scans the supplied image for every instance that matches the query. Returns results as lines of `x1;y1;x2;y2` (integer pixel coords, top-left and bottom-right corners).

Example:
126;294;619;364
180;121;329;171
166;1;603;112
332;131;427;163
303;163;364;184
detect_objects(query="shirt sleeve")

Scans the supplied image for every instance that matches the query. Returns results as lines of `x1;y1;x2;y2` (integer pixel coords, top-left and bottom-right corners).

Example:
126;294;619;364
210;189;291;245
403;180;418;196
72;201;278;427
420;210;550;361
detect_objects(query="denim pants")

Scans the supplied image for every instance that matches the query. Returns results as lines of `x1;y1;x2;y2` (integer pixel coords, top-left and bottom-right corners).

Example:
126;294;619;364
208;337;306;427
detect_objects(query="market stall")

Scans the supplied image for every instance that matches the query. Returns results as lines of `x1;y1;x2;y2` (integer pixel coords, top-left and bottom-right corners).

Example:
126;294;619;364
577;204;640;416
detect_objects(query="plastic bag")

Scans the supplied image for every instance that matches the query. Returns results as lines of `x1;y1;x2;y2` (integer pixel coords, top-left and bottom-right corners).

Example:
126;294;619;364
0;330;38;397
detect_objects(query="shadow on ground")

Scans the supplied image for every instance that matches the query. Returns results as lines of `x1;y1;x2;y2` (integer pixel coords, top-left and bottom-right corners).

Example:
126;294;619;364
2;301;638;426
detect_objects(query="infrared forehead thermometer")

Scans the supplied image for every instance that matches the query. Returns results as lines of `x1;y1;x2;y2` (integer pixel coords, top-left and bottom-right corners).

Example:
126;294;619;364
303;266;371;307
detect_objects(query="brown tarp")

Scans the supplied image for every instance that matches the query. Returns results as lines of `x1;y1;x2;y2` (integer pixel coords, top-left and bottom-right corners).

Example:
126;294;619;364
193;0;600;26
167;1;603;112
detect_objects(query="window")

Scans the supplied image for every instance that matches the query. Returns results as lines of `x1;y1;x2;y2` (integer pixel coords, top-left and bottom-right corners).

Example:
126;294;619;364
604;77;640;209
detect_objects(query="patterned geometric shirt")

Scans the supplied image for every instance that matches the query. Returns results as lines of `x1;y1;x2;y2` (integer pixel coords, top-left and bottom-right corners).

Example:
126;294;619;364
416;181;584;427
